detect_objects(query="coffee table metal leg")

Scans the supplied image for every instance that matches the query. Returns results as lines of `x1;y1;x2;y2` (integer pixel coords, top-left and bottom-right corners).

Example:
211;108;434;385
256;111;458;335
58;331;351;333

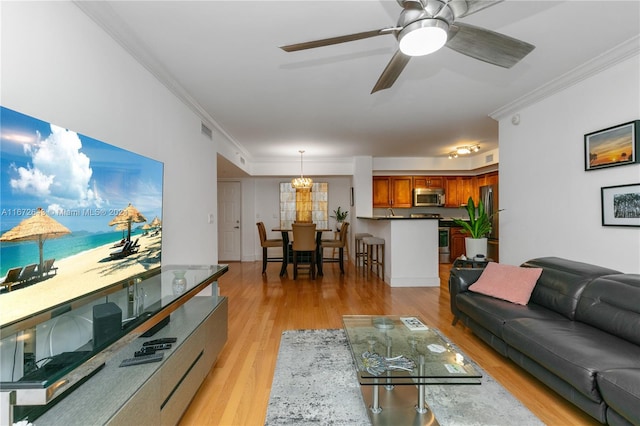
385;337;394;391
371;379;383;414
416;355;428;414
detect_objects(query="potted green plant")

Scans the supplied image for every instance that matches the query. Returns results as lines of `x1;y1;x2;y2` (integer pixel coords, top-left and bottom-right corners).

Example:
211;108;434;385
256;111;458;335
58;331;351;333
453;196;495;259
330;206;349;230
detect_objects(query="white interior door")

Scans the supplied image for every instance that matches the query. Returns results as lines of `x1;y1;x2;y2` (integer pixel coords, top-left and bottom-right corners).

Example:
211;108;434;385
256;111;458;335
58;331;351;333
218;181;241;261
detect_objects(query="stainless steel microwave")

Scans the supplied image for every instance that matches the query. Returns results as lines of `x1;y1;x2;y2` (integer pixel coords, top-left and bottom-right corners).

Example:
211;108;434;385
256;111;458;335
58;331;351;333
413;188;445;207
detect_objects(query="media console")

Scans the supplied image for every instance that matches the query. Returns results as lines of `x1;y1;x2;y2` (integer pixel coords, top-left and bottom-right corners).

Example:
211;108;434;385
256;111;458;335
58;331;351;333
0;264;228;425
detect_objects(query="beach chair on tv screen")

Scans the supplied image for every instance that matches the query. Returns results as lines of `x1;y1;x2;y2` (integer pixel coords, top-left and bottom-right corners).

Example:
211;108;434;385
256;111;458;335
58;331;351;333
42;258;58;276
0;267;23;292
18;263;39;284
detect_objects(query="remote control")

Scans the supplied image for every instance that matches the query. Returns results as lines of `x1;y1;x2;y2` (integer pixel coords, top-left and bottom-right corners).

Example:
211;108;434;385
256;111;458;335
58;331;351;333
144;343;172;351
134;347;156;357
119;352;164;367
400;317;429;331
142;337;177;346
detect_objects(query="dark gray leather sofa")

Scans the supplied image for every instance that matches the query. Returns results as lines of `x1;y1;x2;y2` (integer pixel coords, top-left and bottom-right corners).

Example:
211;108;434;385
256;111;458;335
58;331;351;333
449;257;640;425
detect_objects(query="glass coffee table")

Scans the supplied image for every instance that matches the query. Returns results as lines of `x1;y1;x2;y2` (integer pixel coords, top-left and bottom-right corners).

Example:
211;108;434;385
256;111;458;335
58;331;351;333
343;315;482;426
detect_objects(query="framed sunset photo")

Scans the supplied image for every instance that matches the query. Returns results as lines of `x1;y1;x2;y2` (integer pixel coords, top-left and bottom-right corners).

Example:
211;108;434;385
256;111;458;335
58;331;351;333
585;120;639;171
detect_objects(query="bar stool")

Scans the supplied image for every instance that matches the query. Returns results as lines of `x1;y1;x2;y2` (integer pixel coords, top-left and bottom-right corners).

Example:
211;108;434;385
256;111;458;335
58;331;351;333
362;236;385;279
354;233;372;270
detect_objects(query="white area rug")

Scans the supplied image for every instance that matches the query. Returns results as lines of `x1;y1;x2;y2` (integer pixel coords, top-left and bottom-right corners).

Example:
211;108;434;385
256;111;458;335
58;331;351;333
265;329;543;426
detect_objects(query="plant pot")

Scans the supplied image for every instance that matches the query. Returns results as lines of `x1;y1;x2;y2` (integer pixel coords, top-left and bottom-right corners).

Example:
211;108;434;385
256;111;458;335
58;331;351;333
465;237;488;259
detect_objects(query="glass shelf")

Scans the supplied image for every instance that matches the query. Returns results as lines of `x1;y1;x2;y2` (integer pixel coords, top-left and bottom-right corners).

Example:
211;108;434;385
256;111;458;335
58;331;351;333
0;264;227;403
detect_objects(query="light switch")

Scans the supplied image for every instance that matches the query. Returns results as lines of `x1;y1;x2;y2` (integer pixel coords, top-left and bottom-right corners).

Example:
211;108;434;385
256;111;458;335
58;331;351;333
208;213;214;224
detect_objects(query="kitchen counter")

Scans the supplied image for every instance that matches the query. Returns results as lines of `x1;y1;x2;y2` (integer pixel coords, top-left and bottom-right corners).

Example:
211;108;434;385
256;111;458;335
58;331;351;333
356;216;440;220
357;217;439;287
438;218;468;227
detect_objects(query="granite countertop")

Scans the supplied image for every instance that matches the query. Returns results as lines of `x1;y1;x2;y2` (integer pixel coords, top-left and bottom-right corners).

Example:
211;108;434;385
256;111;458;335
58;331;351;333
357;216;439;220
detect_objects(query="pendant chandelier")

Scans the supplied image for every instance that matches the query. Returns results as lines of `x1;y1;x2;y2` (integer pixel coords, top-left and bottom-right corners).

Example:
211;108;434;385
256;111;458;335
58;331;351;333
291;150;313;189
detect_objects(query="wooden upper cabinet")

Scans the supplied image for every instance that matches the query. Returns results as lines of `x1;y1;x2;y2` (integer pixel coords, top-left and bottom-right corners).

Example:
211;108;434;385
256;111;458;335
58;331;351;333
413;176;443;189
485;171;499;187
373;177;392;208
444;176;475;207
392;176;413;207
373;176;413;208
373;172;497;209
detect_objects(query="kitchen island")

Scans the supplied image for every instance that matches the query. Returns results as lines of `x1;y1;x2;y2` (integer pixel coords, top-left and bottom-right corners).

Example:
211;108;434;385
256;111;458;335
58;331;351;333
357;216;439;287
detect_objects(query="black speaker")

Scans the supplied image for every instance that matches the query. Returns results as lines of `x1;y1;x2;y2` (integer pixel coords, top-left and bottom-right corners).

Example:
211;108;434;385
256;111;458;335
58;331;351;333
93;302;122;349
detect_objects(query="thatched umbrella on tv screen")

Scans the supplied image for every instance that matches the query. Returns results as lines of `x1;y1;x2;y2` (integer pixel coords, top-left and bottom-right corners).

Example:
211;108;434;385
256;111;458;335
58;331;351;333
115;222;129;238
0;207;71;273
108;203;147;242
150;216;162;229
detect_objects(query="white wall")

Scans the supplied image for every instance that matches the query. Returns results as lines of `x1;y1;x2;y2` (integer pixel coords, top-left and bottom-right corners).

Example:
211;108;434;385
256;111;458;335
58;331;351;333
1;2;219;265
499;54;640;273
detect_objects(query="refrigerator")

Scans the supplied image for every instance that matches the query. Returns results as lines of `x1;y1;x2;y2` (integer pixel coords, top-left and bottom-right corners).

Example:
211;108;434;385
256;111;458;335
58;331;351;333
479;184;499;262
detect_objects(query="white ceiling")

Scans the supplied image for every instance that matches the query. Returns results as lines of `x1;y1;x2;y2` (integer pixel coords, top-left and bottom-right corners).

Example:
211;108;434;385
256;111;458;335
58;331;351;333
77;1;639;174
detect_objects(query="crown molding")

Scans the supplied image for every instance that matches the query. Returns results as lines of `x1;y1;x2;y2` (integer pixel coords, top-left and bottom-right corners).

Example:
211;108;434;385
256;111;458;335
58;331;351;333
72;1;251;160
490;35;640;121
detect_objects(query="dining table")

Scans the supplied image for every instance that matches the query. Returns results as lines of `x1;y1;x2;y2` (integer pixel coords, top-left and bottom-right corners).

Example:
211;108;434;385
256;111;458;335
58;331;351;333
272;227;331;277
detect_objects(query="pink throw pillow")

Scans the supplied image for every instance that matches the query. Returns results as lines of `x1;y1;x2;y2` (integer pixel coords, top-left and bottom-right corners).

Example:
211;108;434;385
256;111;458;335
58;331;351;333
468;262;543;305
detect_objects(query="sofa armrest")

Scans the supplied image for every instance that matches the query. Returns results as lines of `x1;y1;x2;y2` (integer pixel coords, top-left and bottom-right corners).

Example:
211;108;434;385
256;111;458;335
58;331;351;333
449;267;485;325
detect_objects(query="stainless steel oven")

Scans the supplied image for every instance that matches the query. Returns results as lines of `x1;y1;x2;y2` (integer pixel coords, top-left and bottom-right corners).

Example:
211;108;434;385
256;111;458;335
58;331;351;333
438;227;450;263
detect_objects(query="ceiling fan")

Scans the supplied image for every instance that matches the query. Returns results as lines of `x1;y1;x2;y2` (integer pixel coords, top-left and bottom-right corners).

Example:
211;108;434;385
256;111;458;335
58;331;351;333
279;0;535;93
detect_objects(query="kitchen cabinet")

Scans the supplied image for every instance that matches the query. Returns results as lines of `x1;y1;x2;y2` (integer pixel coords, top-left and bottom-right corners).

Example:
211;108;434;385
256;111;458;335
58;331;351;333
444;176;475;207
485;171;499;187
373;176;413;208
450;226;467;262
475;171;498;189
413;176;443;189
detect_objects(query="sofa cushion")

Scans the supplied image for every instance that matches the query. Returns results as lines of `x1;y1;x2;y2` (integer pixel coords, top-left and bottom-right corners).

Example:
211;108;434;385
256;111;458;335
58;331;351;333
503;318;640;402
598;368;640;426
469;262;542;305
456;293;565;338
576;274;640;346
521;257;621;320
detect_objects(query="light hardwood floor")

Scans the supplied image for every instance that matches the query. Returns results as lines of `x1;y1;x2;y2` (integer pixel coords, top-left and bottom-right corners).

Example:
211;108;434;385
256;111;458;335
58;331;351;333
179;261;599;426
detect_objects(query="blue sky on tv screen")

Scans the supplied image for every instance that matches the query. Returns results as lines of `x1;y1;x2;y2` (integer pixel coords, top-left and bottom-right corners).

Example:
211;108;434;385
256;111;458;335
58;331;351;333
1;106;164;234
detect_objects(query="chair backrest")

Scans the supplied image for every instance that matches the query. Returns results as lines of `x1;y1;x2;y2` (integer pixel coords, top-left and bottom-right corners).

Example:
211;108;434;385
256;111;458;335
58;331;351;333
19;264;38;280
292;223;316;251
43;259;55;272
257;222;268;247
339;222;350;245
6;267;23;282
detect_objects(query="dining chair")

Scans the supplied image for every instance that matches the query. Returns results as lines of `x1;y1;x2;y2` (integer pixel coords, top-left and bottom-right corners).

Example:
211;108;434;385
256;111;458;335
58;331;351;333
292;223;317;279
320;222;349;274
257;222;283;274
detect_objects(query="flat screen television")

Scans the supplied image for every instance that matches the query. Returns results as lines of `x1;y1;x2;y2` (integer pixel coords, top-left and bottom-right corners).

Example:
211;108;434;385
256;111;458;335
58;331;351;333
0;106;165;421
0;106;164;323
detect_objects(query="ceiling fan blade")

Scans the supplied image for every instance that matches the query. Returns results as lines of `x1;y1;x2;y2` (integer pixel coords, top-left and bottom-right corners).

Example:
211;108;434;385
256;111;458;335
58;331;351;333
446;22;534;68
371;50;411;94
280;28;394;52
455;0;504;18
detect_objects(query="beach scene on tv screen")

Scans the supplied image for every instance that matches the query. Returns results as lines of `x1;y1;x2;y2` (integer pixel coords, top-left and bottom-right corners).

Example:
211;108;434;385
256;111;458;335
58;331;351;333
0;106;163;321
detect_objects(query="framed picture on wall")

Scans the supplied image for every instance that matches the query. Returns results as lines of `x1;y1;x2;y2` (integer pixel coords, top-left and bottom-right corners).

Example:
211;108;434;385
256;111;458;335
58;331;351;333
601;183;640;227
585;120;639;170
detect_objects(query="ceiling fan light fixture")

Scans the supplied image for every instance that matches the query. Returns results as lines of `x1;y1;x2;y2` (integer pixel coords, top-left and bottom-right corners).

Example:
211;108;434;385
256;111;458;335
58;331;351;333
398;19;449;57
